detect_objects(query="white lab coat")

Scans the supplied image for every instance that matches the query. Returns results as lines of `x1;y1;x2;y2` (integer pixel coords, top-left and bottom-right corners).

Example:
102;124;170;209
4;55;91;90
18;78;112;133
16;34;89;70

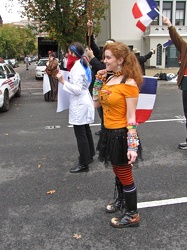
63;60;94;125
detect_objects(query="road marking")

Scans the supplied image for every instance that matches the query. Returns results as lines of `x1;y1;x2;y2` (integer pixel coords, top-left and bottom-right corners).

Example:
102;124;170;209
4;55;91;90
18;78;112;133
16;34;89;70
68;117;186;128
146;118;185;123
138;197;187;209
45;125;61;129
22;88;43;90
31;92;43;95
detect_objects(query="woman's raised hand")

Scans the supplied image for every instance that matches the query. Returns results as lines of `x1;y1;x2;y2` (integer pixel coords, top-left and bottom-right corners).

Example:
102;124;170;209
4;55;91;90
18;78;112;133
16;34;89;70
162;16;172;27
97;69;107;78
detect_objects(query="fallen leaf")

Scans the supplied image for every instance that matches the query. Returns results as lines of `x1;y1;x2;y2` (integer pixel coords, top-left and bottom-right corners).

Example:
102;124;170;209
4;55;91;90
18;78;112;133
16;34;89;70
73;234;82;239
46;190;56;195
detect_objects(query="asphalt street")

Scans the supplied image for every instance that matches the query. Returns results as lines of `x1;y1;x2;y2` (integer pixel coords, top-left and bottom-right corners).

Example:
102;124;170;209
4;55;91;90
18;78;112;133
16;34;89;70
0;63;186;250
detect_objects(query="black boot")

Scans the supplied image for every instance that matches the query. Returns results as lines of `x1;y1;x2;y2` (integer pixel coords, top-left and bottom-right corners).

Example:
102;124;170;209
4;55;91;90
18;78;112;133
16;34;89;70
110;189;140;228
106;177;126;213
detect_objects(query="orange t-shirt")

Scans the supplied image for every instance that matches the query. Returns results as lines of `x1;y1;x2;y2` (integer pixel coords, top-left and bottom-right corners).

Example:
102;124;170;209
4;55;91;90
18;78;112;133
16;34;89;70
98;83;139;129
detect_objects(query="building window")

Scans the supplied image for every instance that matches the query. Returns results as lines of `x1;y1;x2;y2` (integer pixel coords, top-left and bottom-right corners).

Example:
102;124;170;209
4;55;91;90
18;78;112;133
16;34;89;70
156;44;162;65
175;2;186;25
163;1;172;22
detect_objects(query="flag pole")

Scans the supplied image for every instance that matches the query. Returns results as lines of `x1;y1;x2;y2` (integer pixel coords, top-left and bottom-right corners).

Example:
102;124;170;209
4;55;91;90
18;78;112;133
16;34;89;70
88;0;93;49
153;7;170;49
154;6;165;17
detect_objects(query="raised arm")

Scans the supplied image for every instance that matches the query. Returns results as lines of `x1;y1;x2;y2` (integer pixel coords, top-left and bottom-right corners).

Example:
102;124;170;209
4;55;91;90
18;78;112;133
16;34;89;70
162;16;184;53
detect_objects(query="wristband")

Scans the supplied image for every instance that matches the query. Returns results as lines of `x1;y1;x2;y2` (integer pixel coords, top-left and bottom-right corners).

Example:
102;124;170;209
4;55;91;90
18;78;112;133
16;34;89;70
127;122;139;130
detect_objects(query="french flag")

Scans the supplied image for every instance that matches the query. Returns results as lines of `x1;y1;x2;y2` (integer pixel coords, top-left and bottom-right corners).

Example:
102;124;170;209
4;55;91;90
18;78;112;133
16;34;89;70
132;0;158;19
163;39;173;49
136;8;159;32
136;76;158;124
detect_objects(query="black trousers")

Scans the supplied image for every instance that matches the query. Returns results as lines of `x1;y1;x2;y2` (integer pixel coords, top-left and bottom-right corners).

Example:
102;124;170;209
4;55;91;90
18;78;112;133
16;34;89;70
73;124;95;165
182;90;187;139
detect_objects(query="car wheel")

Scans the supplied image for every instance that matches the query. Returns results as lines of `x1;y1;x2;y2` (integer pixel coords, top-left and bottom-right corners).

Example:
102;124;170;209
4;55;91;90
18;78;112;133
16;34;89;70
0;90;10;112
15;82;21;97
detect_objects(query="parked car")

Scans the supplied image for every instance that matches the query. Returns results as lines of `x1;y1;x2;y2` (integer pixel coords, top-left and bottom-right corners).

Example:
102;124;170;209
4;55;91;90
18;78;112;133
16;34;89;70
35;58;48;80
9;59;19;68
31;55;38;62
0;62;21;112
4;59;14;68
35;58;60;80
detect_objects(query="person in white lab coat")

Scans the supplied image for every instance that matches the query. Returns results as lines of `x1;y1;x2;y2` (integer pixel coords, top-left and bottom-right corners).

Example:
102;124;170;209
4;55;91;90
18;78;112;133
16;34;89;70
56;42;95;173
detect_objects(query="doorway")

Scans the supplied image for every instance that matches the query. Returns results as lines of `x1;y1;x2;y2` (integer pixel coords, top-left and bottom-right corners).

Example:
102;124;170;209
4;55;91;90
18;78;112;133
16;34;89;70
165;44;180;67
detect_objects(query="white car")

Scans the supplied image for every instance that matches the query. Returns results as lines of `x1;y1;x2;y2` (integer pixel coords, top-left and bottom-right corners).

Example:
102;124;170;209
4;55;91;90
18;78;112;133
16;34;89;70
9;59;19;68
0;63;21;112
35;58;48;80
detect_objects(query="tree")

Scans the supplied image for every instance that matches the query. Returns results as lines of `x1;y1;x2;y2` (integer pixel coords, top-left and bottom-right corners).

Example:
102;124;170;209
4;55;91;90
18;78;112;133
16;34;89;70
0;24;36;59
18;0;108;51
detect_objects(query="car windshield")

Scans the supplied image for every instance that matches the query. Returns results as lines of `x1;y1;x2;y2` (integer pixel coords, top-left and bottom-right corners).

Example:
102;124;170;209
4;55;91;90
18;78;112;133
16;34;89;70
10;59;15;63
38;60;48;66
0;66;5;78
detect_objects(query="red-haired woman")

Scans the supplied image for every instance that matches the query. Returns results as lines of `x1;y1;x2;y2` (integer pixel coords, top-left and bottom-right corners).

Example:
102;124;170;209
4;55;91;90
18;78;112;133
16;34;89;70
93;42;143;228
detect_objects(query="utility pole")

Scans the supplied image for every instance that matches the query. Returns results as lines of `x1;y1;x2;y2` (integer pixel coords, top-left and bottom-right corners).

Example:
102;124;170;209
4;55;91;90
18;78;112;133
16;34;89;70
5;41;8;59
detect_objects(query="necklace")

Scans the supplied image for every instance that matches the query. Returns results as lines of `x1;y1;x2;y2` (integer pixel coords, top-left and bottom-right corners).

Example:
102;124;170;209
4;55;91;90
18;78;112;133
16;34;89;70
93;70;123;88
112;70;123;77
105;71;123;85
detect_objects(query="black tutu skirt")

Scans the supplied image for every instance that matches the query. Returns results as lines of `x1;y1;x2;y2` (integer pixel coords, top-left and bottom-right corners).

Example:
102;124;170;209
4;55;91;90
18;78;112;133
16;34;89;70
96;127;129;166
97;127;143;167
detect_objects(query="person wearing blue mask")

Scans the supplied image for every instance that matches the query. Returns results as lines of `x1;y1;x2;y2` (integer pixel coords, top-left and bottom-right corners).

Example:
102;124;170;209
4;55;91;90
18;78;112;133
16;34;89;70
56;42;95;173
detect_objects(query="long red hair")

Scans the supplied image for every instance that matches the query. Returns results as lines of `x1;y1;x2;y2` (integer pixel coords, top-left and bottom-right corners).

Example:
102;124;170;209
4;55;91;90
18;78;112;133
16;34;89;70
103;42;143;88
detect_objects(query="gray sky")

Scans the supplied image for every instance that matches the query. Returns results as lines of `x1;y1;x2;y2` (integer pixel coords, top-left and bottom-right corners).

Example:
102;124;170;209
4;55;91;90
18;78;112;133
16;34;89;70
1;0;25;23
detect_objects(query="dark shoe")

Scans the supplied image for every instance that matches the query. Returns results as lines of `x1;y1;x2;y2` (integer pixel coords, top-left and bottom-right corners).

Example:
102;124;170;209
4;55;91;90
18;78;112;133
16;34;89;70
110;211;140;228
178;141;187;149
95;130;101;136
106;198;125;213
70;164;89;173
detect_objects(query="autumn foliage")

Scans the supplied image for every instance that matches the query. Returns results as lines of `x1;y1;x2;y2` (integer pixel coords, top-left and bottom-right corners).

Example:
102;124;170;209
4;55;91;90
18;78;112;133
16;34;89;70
18;0;108;51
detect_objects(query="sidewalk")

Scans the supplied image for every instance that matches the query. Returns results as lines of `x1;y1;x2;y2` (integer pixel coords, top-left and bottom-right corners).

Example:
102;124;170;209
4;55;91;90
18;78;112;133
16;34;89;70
145;67;179;77
145;67;179;84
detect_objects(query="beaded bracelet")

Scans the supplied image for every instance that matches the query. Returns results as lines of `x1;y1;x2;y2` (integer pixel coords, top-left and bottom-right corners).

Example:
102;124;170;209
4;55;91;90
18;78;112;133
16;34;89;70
95;74;106;82
127;132;139;152
92;74;106;99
